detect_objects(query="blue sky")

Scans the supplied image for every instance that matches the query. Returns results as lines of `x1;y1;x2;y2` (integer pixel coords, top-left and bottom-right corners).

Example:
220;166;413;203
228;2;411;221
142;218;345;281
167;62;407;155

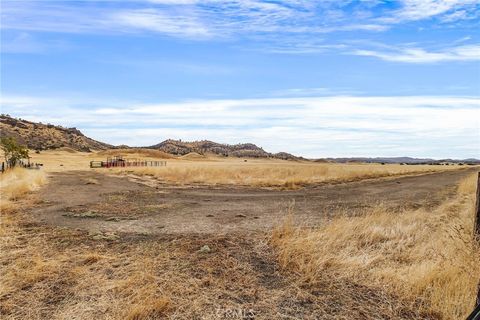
1;0;479;158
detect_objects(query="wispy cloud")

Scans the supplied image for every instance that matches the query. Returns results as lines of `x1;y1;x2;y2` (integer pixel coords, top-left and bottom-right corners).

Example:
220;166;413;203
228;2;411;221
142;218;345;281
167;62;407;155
2;1;478;38
3;1;478;64
1;94;478;158
379;0;480;23
1;2;207;37
110;8;211;38
352;43;480;63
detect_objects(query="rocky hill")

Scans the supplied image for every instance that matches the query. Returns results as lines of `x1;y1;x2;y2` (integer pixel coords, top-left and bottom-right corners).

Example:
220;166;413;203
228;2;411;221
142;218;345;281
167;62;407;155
150;139;301;160
0;115;301;159
0;115;112;152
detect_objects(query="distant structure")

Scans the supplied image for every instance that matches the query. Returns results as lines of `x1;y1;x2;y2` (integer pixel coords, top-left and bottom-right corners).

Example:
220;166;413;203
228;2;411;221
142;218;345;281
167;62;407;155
90;155;166;168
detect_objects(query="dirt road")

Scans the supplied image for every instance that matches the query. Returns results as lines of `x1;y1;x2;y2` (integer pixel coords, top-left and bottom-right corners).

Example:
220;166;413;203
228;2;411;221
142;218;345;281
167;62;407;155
31;168;478;235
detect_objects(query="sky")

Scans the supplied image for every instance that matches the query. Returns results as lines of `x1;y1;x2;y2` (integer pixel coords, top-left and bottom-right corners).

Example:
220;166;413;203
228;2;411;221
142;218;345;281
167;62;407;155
0;0;479;159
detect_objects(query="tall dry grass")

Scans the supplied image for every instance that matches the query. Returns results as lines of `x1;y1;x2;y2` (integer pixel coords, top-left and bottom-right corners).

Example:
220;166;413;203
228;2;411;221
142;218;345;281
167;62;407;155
0;168;46;212
271;173;480;319
116;162;464;188
97;148;174;159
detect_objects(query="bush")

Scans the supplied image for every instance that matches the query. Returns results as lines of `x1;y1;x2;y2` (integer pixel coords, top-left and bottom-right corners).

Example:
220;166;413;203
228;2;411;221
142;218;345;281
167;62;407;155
0;137;29;167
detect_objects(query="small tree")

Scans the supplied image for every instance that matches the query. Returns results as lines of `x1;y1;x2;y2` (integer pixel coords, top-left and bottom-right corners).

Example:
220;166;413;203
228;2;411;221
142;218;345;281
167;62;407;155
0;137;29;167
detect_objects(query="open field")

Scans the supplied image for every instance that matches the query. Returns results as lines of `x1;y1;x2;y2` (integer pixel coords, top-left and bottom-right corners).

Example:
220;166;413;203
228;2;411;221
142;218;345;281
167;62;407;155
29;168;474;234
1;151;479;319
112;161;466;189
24;149;469;187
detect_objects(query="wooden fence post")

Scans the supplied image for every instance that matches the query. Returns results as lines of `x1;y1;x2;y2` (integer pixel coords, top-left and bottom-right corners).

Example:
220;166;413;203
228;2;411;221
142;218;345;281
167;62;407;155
475;172;480;243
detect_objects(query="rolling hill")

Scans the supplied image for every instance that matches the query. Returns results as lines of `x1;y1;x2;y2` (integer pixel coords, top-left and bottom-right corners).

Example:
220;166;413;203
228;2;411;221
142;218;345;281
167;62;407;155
0;115;112;152
149;139;301;160
0;115;301;160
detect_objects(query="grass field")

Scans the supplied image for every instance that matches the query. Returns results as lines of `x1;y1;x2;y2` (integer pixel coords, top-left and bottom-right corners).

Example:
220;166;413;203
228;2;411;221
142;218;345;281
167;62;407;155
26;148;463;188
115;161;466;188
19;149;468;189
0;151;478;319
271;172;480;319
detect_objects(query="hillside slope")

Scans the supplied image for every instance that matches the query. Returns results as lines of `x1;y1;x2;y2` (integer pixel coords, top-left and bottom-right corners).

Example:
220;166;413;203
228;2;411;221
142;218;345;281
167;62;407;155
0;115;112;152
0;115;301;159
150;139;301;160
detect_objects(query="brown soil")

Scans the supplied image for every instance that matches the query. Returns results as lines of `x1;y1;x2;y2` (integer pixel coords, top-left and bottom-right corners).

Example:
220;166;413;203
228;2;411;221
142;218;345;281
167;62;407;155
32;168;476;235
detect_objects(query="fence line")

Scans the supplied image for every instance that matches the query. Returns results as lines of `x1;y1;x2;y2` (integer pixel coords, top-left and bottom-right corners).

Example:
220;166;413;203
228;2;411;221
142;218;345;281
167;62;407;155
90;160;167;168
1;160;42;173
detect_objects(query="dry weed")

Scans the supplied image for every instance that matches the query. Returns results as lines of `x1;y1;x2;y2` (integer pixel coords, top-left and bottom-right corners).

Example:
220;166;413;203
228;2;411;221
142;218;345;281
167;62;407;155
0;168;46;212
115;162;465;189
97;148;174;159
271;173;480;319
458;172;478;195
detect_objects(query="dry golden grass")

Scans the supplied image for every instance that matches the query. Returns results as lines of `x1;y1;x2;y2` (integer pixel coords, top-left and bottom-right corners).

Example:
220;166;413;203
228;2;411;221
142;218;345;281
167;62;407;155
16;149;471;186
8;149;168;173
0;168;46;212
458;172;478;194
271;173;480;319
16;149;96;172
23;149;171;173
1;211;299;319
116;161;465;189
0;215;176;319
97;148;174;159
126;297;171;320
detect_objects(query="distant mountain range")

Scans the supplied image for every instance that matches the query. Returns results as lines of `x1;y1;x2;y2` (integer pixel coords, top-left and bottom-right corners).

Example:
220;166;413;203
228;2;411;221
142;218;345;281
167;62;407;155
1;115;478;163
320;156;480;165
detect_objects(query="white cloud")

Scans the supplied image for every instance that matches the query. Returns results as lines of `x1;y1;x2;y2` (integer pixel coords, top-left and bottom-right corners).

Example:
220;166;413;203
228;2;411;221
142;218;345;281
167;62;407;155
147;0;199;4
1;0;478;63
352;44;480;63
1;94;479;158
111;8;210;38
2;0;477;38
379;0;480;23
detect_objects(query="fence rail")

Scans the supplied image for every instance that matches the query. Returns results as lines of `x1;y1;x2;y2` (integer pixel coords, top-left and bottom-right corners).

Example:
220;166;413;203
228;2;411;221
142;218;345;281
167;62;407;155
90;160;166;168
1;161;42;173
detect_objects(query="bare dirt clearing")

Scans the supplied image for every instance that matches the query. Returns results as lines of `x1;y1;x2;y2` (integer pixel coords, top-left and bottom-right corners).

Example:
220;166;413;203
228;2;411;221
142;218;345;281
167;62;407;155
33;168;475;235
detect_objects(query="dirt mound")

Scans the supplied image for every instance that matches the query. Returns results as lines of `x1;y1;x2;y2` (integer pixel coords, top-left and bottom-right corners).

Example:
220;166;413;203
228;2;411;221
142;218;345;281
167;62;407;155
97;148;174;159
0;115;112;152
